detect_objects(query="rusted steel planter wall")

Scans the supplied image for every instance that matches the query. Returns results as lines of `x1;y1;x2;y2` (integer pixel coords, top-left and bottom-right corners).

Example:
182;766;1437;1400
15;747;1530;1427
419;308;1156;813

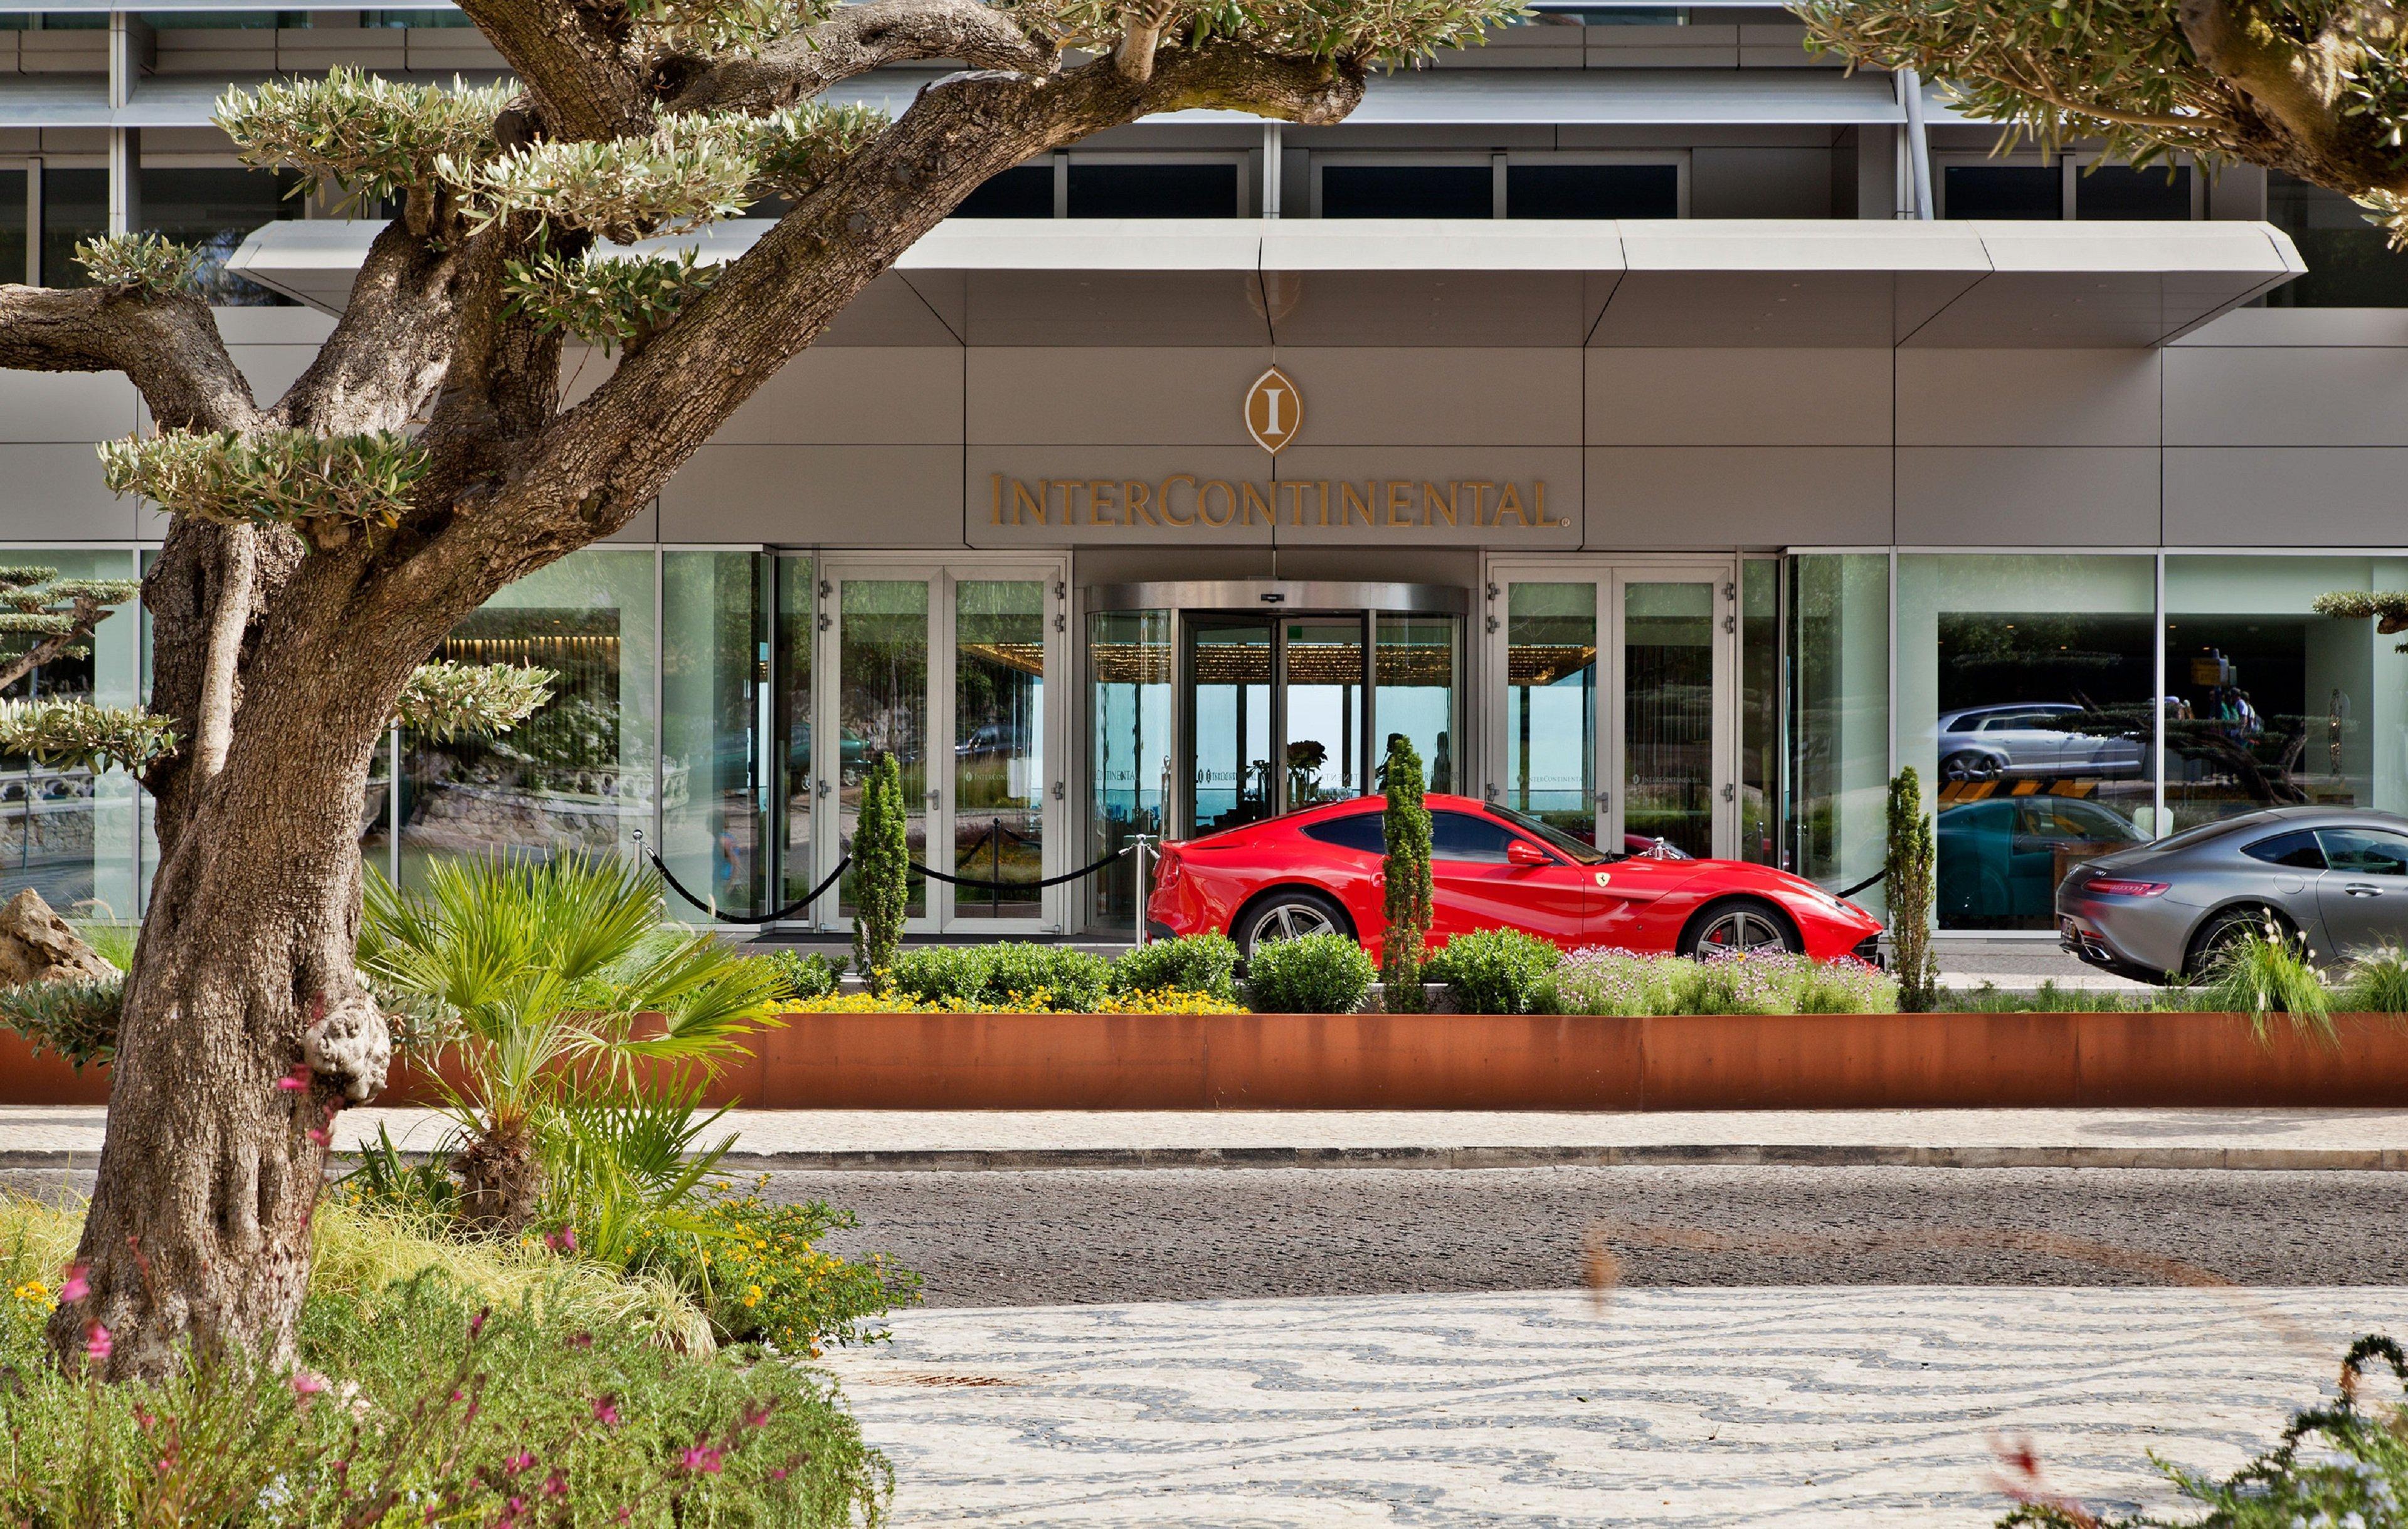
12;1012;2408;1111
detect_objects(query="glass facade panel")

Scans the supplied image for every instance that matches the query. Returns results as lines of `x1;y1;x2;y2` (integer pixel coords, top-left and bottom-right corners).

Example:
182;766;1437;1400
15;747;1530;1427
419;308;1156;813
1089;609;1171;929
1624;581;1715;857
837;579;928;918
140;167;300;305
1185;618;1275;834
2165;557;2408;830
1321;165;1491;219
0;550;141;919
1790;554;1887;912
1740;559;1780;864
0;171;24;286
1899;555;2157;931
660;551;768;920
1284;617;1364;811
41;169;107;289
774;555;818;918
1943;164;2059;219
401;548;656;888
1504;582;1595;840
2268;172;2408;307
954;579;1045;919
954;164;1052;218
2074;164;2190;220
1375;614;1457;794
1506;163;1677;219
1067;162;1237;218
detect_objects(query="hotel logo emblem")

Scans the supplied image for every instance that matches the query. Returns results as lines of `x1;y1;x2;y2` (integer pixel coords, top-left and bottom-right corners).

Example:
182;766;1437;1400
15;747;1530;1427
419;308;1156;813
1245;366;1302;456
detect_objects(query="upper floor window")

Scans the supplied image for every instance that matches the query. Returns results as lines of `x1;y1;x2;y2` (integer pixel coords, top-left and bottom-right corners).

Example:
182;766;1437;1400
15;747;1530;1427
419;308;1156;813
2266;171;2408;307
141;166;300;305
1316;154;1685;219
1940;156;2197;220
953;155;1247;218
1507;162;1679;219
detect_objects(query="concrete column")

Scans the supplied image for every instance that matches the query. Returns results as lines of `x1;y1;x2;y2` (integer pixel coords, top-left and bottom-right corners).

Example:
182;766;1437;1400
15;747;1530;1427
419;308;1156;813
107;11;150;237
108;129;140;236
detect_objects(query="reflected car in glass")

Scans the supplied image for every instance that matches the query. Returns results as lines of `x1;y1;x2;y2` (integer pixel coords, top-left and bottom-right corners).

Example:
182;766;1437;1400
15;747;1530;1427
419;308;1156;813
1936;703;2145;781
1938;796;2147;929
2059;807;2408;981
1146;792;1884;963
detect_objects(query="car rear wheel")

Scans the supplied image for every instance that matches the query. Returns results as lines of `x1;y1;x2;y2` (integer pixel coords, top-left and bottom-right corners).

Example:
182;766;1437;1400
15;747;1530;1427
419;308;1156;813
1679;898;1801;959
1233;889;1351;957
2185;905;2292;980
1940;751;2000;782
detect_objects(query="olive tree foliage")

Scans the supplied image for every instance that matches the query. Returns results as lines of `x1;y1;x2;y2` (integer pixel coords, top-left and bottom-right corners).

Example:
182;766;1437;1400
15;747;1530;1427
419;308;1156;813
0;0;1519;1379
1797;0;2408;236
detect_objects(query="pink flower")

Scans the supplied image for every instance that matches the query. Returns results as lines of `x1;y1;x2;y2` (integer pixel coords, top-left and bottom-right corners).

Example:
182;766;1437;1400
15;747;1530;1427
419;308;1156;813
290;1370;328;1401
58;1263;88;1303
679;1443;724;1474
544;1226;577;1254
742;1401;774;1429
83;1321;111;1363
505;1451;536;1475
541;1471;568;1499
276;1063;312;1093
591;1395;621;1429
468;1308;488;1339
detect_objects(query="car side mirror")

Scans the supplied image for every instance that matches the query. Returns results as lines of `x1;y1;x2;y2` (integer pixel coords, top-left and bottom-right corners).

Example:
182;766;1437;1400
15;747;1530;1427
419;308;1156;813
1505;840;1551;868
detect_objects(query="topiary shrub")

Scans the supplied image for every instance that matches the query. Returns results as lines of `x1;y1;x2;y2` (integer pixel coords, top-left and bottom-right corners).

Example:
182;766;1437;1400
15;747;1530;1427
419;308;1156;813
1379;736;1434;1012
1425;928;1561;1014
1885;766;1937;1012
1111;932;1240;1002
851;753;909;989
981;943;1109;1011
1244;932;1376;1014
0;972;124;1068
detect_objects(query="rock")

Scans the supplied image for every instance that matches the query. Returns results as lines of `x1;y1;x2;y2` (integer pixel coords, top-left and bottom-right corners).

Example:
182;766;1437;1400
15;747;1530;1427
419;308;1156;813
0;887;117;985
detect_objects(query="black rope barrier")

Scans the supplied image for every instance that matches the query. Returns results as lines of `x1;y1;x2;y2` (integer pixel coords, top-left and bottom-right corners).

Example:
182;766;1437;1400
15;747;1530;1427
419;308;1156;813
1834;869;1884;901
914;843;1131;891
636;829;850;925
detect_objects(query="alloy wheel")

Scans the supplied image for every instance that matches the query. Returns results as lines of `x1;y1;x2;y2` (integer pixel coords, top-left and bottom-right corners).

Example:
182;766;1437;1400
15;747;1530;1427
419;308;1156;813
1695;906;1791;956
1258;901;1338;943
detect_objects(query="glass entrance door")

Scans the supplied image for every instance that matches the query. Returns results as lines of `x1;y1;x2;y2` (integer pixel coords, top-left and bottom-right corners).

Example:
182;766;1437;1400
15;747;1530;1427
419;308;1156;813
1487;561;1737;859
1176;612;1375;837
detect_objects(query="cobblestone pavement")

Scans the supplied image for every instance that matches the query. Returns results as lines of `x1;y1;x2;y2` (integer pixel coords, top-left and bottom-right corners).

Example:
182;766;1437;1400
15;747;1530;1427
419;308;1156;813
771;1165;2408;1303
820;1285;2408;1528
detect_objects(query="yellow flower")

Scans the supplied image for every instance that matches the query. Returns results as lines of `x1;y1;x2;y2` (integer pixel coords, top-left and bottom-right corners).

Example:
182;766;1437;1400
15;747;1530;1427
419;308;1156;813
744;1285;763;1308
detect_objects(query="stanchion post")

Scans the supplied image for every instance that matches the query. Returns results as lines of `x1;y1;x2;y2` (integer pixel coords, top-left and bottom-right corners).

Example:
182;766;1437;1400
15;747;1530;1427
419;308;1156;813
1132;836;1152;950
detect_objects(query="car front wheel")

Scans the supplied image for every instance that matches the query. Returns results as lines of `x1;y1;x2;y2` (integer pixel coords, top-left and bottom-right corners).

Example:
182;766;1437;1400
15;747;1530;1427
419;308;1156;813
1233;890;1351;957
1679;898;1802;959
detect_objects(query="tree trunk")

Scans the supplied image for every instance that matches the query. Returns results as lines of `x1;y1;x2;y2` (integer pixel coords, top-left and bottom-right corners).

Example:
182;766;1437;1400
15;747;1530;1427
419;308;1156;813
48;581;408;1380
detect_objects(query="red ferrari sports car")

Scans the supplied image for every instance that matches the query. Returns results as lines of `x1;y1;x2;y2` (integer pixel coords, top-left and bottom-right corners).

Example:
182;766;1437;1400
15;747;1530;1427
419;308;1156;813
1145;792;1884;962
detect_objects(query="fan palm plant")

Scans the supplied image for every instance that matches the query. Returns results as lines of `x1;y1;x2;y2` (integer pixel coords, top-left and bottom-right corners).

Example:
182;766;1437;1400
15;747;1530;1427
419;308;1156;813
360;854;783;1236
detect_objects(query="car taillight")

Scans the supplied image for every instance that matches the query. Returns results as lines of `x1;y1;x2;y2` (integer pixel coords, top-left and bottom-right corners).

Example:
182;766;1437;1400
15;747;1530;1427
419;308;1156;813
2086;878;2168;897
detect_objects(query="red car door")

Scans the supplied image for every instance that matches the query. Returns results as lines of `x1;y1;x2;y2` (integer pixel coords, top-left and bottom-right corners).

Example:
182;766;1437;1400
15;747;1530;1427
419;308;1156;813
1582;853;1701;952
1427;809;1590;949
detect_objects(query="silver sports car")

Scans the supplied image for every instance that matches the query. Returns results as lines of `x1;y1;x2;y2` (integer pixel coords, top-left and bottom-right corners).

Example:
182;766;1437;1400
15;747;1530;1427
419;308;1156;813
2057;807;2408;982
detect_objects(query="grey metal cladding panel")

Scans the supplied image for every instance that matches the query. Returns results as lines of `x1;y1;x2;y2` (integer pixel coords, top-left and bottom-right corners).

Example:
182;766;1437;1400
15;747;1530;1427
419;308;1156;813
959;271;1267;347
1583;445;1889;547
1592;270;1978;345
660;445;964;547
1586;348;1889;445
2163;447;2408;544
967;447;1274;547
820;271;965;346
1275;347;1581;445
718;347;962;444
1894;446;2159;544
1689;148;1832;219
968;349;1267;447
1265;271;1600;347
0;370;137;443
1905;271;2282;348
0;445;140;540
2163;344;2408;446
1896;350;2162;446
226;344;319;407
1273;446;1581;547
2175;308;2408;347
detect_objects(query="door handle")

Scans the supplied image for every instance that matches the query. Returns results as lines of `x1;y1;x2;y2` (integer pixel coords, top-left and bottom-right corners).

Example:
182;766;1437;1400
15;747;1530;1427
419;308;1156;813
2346;882;2385;896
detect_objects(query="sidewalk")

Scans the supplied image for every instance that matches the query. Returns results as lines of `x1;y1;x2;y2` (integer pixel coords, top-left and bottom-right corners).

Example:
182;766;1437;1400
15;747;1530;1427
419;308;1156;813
8;1105;2408;1171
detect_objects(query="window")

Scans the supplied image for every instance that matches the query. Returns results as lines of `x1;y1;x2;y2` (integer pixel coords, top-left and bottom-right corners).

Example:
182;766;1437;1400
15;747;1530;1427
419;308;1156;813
1506;163;1678;219
1790;555;1888;912
2268;172;2408;307
141;167;302;305
1067;162;1237;218
0;170;23;286
1303;812;1385;854
41;169;106;289
954;164;1053;218
2074;163;2191;220
2243;831;2326;869
1943;164;2061;220
2316;827;2408;876
1088;609;1171;929
0;549;143;917
1320;164;1492;219
1375;615;1459;796
1432;811;1518;863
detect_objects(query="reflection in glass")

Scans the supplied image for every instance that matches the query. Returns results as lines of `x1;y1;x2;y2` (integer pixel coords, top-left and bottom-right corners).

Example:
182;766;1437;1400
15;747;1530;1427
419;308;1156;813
1089;610;1171;928
1624;582;1714;858
0;550;140;917
1283;617;1363;811
1375;615;1457;794
1790;555;1888;913
774;557;816;918
1900;554;2155;930
1185;619;1275;835
1740;560;1780;864
955;581;1045;919
838;581;928;918
662;551;768;920
2165;557;2408;832
40;170;105;288
402;549;657;888
1505;584;1596;840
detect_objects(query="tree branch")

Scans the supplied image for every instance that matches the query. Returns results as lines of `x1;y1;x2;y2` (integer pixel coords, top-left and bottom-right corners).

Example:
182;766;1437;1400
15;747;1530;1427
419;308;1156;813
660;0;1059;115
449;0;650;139
273;219;473;434
0;595;122;693
0;285;261;433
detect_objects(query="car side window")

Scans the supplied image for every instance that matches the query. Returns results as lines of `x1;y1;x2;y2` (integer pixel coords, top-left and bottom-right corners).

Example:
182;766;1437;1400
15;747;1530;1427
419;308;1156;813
1301;813;1385;855
2315;827;2408;876
1432;811;1519;864
2242;831;2326;870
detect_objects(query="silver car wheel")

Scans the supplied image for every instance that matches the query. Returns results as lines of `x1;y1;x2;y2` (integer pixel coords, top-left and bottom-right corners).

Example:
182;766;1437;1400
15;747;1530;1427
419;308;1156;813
1694;906;1792;957
1254;899;1336;947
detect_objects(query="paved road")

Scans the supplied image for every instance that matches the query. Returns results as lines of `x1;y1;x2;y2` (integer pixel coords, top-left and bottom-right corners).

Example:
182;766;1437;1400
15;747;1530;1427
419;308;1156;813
758;1165;2408;1303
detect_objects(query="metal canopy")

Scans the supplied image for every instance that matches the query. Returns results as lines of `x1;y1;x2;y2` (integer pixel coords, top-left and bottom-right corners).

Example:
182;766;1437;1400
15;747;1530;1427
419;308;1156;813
226;216;2303;348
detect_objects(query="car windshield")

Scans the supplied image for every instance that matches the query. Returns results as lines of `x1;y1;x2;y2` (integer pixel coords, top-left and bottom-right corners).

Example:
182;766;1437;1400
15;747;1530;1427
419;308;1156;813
1486;803;1617;864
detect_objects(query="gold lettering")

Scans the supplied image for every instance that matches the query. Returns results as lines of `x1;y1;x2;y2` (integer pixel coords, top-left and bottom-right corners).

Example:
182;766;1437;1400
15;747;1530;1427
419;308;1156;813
1495;482;1527;525
990;473;1005;525
1282;481;1311;525
1534;480;1553;527
1199;480;1236;527
1462;481;1492;527
1159;474;1196;526
1242;482;1275;526
1013;478;1047;525
1058;480;1085;522
1421;481;1456;527
1385;481;1414;527
1089;480;1117;524
1340;481;1375;527
1125;479;1158;527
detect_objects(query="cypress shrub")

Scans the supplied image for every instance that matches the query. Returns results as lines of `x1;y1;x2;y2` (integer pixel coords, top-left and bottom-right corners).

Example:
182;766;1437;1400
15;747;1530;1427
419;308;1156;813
1885;765;1936;1012
852;753;909;988
1379;735;1434;1012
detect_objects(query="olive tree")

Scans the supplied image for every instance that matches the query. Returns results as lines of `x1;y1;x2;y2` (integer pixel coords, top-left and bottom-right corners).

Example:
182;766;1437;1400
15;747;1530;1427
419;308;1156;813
0;0;1520;1377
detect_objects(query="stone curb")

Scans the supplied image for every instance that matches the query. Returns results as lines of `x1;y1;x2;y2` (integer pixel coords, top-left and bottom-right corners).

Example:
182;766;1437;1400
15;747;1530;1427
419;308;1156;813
6;1145;2407;1172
